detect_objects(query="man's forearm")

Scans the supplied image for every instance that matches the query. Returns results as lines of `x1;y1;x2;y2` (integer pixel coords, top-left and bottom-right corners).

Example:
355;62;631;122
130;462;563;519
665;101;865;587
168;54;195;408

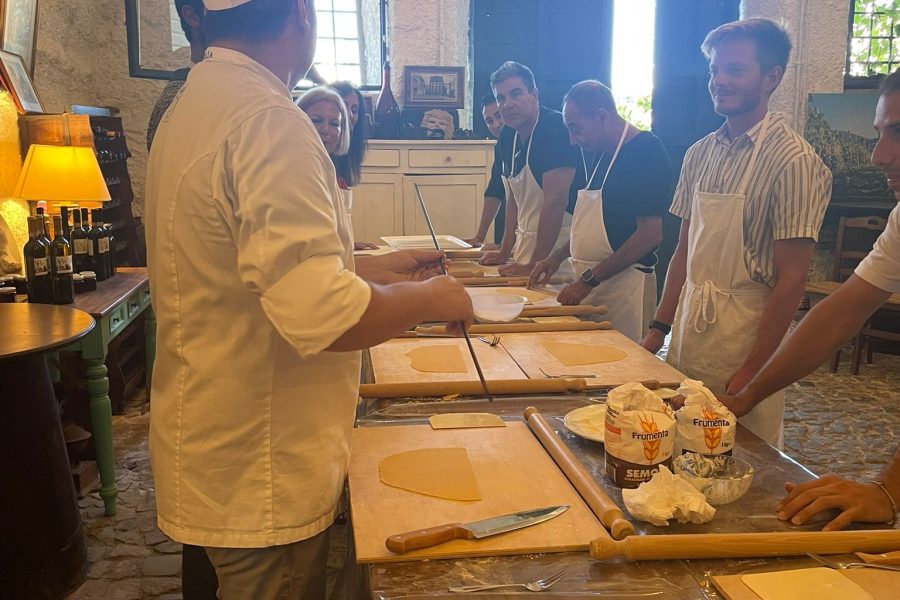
740;275;890;404
499;195;519;255
878;447;900;511
737;274;808;378
591;217;663;283
474;196;502;242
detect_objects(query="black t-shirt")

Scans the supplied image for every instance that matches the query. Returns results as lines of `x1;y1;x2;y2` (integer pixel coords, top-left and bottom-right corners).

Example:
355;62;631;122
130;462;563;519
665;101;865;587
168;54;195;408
573;131;673;267
495;107;580;211
484;143;507;243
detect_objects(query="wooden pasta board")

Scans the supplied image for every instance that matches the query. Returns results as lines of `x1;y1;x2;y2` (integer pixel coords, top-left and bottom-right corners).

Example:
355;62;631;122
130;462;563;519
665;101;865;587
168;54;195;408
499;330;686;387
369;338;527;384
348;421;607;563
712;568;900;600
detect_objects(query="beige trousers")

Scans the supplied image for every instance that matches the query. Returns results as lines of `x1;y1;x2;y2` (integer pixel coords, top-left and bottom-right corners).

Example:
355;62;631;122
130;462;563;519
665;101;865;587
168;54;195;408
205;530;330;600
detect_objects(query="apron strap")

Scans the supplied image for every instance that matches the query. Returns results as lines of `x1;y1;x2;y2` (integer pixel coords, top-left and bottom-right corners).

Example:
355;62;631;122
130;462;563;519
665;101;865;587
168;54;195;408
597;123;629;190
735;112;772;196
511;111;541;176
581;150;604;190
690;280;720;333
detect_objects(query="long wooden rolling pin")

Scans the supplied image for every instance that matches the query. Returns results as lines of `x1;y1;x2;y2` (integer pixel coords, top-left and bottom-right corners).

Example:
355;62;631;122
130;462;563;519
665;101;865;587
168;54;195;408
358;378;587;398
589;529;900;561
524;407;634;540
416;321;611;335
521;305;608;317
444;249;485;259
456;277;566;286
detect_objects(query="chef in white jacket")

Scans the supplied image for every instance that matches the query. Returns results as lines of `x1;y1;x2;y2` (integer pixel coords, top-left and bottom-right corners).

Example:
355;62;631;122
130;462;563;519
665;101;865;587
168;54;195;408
529;81;672;341
145;1;472;598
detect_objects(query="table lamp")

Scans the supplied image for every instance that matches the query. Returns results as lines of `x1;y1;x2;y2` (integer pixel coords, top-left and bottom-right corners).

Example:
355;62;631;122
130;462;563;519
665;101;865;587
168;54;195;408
13;144;111;205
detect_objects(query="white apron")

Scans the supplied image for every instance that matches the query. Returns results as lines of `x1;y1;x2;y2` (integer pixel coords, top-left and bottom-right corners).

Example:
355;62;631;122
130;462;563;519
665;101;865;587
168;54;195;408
504;113;572;271
667;113;785;448
569;124;645;342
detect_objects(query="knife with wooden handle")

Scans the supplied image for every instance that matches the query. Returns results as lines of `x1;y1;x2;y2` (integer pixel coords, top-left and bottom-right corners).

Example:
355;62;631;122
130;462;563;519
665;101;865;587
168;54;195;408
386;505;569;554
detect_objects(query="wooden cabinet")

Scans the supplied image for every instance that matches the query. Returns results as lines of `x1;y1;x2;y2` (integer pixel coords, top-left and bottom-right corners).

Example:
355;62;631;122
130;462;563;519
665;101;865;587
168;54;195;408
354;139;495;243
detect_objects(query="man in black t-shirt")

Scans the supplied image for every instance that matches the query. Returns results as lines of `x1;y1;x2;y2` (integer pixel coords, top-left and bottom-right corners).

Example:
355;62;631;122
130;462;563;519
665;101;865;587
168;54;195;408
481;62;580;276
466;94;507;249
530;80;673;341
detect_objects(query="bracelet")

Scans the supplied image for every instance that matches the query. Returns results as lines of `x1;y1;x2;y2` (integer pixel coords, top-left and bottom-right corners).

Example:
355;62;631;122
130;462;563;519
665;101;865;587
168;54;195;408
870;480;898;525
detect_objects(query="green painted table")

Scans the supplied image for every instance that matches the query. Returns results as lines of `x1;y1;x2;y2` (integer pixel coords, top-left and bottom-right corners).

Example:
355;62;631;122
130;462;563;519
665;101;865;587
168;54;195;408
64;267;155;516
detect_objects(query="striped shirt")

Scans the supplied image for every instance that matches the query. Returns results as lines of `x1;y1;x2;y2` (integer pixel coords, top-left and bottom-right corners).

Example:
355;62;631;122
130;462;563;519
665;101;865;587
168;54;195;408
670;112;832;286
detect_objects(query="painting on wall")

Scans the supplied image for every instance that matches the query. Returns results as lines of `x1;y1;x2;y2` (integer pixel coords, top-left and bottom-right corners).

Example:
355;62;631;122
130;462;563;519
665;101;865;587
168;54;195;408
0;0;39;75
403;66;466;109
806;92;893;203
0;49;42;113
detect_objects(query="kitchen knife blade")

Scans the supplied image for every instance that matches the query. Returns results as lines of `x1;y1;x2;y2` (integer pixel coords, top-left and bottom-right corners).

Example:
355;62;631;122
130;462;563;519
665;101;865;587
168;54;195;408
385;504;569;554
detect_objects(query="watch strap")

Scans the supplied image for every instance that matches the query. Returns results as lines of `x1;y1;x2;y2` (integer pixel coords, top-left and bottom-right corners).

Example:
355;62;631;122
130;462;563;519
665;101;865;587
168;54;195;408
649;319;671;335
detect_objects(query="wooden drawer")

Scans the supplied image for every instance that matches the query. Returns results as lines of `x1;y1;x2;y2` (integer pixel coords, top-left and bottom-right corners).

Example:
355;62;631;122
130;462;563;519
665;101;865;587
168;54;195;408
107;303;128;337
408;149;487;168
362;149;401;168
140;284;151;307
127;292;142;318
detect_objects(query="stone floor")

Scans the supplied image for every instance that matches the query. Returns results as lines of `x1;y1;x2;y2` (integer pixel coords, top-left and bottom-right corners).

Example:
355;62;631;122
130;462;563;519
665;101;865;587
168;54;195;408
65;350;900;599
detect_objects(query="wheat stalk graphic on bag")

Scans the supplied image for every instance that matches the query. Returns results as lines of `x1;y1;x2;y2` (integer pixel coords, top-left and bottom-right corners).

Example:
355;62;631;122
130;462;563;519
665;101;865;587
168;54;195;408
702;407;723;452
639;412;660;462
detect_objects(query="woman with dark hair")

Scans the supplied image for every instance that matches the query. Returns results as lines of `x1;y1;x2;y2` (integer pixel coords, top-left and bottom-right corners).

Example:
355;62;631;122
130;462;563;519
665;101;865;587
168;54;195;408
330;80;378;249
329;81;367;188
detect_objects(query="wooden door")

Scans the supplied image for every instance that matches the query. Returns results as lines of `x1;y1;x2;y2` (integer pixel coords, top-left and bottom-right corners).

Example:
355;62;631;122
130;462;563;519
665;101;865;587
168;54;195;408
352;173;403;243
402;174;486;238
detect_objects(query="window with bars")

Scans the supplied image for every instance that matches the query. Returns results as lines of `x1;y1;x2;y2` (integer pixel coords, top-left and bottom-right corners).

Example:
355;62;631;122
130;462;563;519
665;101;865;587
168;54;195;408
846;0;900;87
305;0;385;89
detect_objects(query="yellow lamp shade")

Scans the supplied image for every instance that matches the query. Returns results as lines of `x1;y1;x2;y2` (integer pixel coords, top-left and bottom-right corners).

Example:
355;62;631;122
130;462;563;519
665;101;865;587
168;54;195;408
13;144;111;202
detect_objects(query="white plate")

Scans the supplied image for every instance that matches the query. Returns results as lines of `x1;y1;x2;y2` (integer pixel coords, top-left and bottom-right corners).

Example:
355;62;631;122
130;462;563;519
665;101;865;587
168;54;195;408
381;235;473;250
563;404;607;443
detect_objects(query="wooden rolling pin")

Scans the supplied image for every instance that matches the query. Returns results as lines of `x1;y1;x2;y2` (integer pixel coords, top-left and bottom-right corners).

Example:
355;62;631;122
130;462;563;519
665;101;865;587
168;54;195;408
521;305;608;317
416;321;611;335
457;277;567;286
358;378;588;398
444;249;485;259
524;407;634;540
448;270;484;279
589;529;900;561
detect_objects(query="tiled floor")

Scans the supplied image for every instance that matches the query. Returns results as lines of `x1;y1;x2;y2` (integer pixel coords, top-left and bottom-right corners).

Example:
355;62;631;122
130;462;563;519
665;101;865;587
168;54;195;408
66;350;900;599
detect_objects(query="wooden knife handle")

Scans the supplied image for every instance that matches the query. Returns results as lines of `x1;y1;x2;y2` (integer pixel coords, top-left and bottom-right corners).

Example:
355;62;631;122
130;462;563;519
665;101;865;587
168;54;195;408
385;523;475;553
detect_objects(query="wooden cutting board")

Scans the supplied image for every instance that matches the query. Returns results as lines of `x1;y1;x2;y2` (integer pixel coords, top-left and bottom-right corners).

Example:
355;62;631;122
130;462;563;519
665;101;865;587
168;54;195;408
369;338;528;384
348;421;607;563
499;330;686;387
712;568;900;600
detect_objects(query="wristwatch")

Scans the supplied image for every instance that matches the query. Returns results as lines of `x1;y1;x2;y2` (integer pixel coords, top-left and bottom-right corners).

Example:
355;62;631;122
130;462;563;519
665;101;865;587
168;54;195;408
648;320;672;335
580;268;600;288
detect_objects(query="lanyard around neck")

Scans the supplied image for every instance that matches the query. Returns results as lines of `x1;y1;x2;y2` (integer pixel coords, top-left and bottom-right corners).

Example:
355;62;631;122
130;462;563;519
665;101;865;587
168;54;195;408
511;111;540;176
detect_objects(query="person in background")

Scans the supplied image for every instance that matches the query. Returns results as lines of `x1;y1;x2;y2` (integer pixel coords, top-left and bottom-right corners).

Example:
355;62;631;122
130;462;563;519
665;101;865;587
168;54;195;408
480;61;579;277
719;68;900;530
466;93;507;251
641;18;832;448
297;86;352;217
329;81;379;251
529;80;672;341
147;0;205;150
145;0;473;597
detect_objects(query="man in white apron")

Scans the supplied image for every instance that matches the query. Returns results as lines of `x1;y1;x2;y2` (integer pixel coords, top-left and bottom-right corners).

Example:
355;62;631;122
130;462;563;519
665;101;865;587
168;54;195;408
481;61;578;278
718;72;900;531
529;81;672;342
642;18;831;448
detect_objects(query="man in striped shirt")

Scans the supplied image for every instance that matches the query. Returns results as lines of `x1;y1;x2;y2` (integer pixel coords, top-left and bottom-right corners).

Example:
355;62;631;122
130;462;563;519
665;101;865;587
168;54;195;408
642;18;832;448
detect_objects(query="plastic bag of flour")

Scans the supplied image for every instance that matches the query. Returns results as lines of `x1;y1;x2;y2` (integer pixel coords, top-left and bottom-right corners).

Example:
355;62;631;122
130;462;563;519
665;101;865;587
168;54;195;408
674;379;736;457
605;382;676;488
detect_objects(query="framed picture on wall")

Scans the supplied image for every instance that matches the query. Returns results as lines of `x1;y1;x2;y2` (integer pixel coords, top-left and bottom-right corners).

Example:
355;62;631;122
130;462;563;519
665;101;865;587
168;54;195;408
0;49;43;113
403;66;466;109
0;0;39;75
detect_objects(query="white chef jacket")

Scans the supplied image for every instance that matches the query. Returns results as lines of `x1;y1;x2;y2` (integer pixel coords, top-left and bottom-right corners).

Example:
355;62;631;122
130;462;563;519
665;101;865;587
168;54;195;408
145;47;371;548
855;203;900;294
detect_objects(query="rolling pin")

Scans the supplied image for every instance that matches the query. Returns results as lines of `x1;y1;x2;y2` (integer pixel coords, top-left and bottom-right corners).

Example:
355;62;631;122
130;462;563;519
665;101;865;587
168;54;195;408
416;321;612;335
448;270;484;279
521;305;608;317
358;378;588;398
457;277;567;286
589;529;900;561
524;407;634;540
444;249;485;259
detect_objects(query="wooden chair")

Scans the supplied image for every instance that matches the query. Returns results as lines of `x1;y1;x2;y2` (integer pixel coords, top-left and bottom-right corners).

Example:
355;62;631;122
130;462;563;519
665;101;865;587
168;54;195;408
829;215;890;373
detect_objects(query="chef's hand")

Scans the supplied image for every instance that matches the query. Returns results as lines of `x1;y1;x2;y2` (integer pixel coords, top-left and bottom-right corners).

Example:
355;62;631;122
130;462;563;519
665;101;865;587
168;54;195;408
529;256;562;287
480;250;509;266
359;250;447;284
480;242;500;252
422;275;474;336
498;262;534;277
725;365;756;397
716;392;755;418
776;475;894;531
463;236;484;247
353;241;380;251
640;328;665;355
557;280;591;305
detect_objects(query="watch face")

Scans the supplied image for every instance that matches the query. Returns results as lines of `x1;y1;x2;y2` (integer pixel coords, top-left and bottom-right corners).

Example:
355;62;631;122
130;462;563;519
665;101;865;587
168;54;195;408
581;269;593;283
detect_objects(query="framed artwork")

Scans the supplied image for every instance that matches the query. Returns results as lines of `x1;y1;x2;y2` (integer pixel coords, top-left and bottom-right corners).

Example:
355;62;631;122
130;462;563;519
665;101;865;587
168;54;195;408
0;0;39;75
403;65;465;109
0;49;43;113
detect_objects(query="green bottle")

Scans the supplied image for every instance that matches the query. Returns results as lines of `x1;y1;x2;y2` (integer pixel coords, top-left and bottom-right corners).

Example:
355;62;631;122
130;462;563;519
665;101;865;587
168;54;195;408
50;215;75;304
23;216;52;303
